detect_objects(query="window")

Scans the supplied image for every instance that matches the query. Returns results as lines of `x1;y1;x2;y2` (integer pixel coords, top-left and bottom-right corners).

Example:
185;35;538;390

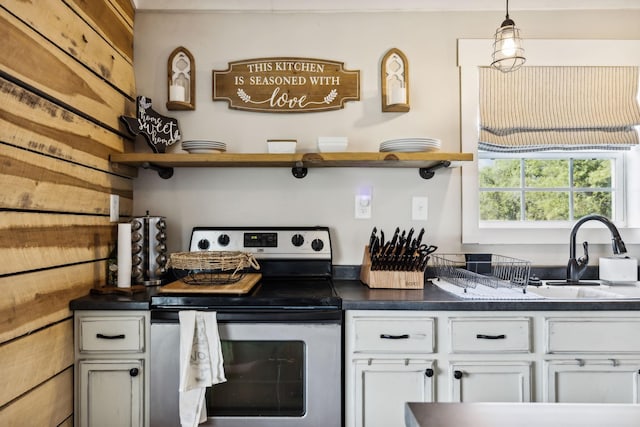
458;39;640;245
478;151;623;222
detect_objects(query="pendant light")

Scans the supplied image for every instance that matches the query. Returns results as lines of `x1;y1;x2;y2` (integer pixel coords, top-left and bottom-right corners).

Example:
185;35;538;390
491;0;526;72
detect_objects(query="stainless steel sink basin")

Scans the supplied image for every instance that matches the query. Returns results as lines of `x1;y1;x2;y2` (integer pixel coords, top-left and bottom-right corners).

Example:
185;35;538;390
527;281;640;300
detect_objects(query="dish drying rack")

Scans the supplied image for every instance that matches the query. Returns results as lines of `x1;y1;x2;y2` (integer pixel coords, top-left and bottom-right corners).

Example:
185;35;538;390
167;251;260;285
431;253;531;293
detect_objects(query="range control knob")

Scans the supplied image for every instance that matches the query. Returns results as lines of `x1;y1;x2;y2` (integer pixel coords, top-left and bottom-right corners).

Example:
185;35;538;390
217;234;230;247
197;239;210;250
291;234;304;247
311;238;324;252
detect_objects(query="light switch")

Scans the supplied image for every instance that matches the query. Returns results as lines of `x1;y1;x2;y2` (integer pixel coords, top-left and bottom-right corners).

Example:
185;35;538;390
412;196;428;221
355;194;372;219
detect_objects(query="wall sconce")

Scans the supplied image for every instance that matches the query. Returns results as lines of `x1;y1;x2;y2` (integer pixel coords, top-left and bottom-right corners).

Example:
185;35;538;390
167;46;195;110
381;48;410;112
491;0;526;73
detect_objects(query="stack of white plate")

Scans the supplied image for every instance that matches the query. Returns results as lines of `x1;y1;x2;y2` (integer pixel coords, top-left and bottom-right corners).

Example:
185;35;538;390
379;138;441;153
182;140;227;154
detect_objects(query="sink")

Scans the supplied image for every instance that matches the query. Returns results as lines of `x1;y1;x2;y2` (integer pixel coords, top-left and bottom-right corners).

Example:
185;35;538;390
527;281;640;300
527;286;624;299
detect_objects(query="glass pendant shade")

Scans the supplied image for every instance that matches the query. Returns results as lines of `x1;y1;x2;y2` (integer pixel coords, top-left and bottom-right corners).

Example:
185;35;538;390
491;11;526;72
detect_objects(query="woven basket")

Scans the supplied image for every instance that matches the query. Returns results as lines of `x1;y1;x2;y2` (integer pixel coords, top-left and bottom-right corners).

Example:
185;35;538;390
168;251;260;285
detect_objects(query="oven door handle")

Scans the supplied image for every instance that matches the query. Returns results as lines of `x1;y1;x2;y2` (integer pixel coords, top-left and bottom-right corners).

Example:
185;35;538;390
151;308;342;323
380;333;410;340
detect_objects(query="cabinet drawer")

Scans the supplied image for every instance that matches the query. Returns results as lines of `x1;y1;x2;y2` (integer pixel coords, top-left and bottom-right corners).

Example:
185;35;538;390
79;316;145;353
353;317;435;353
450;317;531;353
546;318;640;353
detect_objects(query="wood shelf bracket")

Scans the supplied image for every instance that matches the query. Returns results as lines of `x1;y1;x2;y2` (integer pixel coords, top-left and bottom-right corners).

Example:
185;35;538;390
141;162;174;179
292;161;308;179
419;161;451;179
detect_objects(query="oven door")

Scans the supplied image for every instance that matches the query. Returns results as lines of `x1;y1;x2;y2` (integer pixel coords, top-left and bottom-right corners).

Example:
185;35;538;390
150;312;342;427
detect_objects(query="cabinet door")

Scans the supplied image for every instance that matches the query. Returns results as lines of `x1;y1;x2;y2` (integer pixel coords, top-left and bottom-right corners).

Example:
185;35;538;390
545;359;640;403
449;361;532;402
78;360;143;427
353;359;435;427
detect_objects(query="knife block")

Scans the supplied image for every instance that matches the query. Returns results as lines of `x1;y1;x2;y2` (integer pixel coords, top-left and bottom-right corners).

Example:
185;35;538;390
360;247;424;289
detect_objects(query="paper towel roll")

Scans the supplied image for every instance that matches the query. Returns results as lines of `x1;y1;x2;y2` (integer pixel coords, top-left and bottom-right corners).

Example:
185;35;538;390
117;223;132;288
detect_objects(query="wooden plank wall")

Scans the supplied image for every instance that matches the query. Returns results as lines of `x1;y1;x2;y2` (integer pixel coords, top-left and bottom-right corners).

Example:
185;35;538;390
0;0;136;424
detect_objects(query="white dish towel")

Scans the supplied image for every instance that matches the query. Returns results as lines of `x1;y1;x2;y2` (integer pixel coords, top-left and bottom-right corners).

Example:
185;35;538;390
179;311;227;427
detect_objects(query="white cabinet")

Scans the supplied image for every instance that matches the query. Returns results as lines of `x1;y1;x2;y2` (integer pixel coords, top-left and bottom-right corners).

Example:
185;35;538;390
353;359;435;427
543;316;640;403
74;311;150;427
449;317;531;353
345;312;436;427
351;316;435;354
78;360;144;427
345;310;640;426
447;316;533;403
449;361;532;402
545;359;640;403
545;317;640;354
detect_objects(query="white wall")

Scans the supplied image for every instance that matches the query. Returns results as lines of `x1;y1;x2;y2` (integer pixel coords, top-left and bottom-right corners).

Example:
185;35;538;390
132;9;640;265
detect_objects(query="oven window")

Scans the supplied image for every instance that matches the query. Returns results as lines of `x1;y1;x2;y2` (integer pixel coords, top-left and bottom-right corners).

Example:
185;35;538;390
206;340;305;417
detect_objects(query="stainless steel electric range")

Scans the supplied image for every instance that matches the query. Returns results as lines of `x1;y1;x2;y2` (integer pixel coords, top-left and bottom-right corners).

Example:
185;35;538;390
150;226;342;427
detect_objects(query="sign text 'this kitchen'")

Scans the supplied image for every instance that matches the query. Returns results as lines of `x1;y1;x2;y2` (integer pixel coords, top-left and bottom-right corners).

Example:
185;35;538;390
212;57;360;113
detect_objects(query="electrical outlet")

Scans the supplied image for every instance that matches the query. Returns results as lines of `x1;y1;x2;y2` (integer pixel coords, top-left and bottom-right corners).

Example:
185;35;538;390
110;194;119;222
355;194;372;219
412;196;428;221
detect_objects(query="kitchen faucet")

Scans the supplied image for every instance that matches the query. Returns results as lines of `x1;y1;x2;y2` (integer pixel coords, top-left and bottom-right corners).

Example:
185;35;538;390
567;214;627;282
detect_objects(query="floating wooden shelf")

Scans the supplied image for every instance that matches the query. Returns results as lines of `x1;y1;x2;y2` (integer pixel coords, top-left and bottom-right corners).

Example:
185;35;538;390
110;151;473;179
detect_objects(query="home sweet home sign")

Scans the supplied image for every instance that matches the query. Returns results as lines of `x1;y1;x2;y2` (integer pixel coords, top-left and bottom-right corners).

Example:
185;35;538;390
213;57;360;113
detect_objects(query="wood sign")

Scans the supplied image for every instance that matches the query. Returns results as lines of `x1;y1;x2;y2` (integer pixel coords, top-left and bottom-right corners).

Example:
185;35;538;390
213;57;360;113
120;96;181;153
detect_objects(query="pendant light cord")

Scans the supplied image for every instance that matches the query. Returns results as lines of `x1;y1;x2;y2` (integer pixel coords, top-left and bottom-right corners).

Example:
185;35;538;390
505;0;510;20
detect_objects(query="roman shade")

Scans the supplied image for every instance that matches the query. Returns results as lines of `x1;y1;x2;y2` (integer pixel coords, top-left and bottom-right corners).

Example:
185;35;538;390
479;66;640;152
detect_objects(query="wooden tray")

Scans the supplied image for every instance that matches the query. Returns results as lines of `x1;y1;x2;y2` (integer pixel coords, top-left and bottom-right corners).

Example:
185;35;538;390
159;273;262;295
90;285;147;295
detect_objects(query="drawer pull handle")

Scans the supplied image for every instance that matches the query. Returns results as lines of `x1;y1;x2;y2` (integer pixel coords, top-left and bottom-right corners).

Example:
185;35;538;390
454;370;463;380
476;334;506;340
129;368;139;377
425;368;434;378
96;333;126;340
380;334;410;340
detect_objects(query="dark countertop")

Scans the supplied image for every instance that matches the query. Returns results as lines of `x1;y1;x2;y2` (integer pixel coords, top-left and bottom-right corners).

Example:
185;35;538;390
334;280;640;311
68;286;158;311
70;279;640;311
69;265;640;312
404;402;640;427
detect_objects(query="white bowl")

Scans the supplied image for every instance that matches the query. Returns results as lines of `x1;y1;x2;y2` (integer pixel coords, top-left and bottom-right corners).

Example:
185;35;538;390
317;136;348;152
267;139;296;153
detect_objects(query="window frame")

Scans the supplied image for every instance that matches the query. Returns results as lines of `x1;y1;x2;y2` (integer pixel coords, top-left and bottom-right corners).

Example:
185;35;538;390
458;39;640;245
